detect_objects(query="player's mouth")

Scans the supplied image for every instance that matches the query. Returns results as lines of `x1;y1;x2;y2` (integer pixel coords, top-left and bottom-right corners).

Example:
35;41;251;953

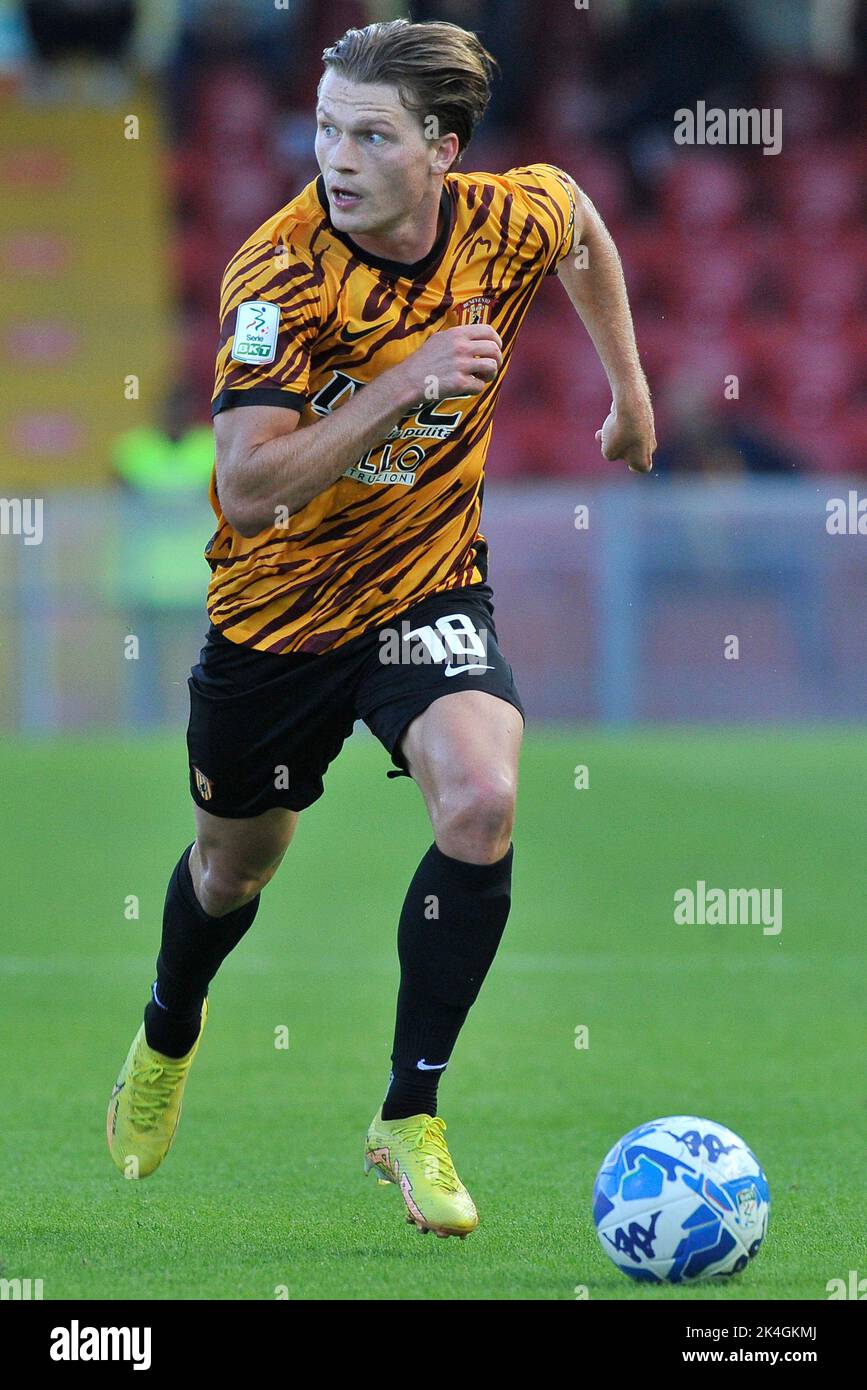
330;186;363;210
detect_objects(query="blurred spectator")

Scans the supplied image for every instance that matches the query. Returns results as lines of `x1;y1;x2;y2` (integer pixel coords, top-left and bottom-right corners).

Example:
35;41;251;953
163;0;354;133
853;0;867;59
23;0;137;63
596;0;762;201
411;0;534;138
111;383;214;492
0;0;31;85
653;375;799;476
22;0;139;101
56;0;857;484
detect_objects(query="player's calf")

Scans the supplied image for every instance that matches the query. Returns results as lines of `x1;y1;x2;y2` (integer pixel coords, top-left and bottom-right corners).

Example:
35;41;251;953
190;804;297;917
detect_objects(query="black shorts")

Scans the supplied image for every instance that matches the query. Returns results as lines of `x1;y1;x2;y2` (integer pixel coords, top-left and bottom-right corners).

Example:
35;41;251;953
186;581;525;816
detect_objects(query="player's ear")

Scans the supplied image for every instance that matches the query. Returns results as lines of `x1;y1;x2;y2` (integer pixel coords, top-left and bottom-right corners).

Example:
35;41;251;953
430;132;460;176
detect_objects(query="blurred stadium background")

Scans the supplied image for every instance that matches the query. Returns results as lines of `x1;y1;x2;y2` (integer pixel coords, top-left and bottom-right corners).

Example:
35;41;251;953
1;0;866;1305
0;0;866;728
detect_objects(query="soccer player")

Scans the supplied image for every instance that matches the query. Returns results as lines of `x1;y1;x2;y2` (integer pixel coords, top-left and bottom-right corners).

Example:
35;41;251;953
107;18;656;1238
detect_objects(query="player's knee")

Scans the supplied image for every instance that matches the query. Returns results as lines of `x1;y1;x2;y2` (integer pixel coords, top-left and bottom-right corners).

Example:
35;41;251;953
434;772;516;861
196;858;277;918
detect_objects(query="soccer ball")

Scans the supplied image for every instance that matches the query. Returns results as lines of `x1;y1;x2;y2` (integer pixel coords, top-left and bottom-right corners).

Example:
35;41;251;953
592;1116;770;1284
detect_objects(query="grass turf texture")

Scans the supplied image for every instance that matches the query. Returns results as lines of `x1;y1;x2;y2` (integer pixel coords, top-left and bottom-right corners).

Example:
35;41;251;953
0;729;863;1301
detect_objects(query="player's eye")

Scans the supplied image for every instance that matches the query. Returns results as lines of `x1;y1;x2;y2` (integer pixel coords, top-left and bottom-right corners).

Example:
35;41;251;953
319;123;337;138
364;132;386;145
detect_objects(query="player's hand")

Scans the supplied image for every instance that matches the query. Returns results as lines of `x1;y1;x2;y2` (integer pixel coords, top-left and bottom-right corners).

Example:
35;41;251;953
596;398;656;473
400;324;503;401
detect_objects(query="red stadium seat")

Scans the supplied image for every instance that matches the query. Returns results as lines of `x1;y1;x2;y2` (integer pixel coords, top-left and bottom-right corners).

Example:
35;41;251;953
664;235;764;326
187;67;277;149
760;69;843;143
175;141;285;250
614;224;670;314
487;402;580;479
827;409;867;474
503;318;574;406
758;326;867;451
776;416;867;474
660;155;753;234
161;55;866;484
181;309;222;414
631;314;686;384
549;144;630;230
776;239;867;329
771;144;865;235
484;405;527;480
173;227;229;307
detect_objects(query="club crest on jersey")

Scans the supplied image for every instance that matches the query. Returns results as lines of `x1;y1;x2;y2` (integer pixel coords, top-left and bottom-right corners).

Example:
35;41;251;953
193;767;214;801
458;295;494;325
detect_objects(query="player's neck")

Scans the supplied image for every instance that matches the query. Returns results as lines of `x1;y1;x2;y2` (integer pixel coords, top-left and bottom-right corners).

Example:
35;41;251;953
348;189;446;267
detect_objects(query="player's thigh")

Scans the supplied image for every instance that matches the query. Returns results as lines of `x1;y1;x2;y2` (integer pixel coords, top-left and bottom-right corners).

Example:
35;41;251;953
400;689;523;821
193;803;299;884
188;621;359;823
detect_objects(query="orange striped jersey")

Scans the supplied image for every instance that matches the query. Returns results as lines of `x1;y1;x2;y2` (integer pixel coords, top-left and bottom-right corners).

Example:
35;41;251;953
208;162;576;654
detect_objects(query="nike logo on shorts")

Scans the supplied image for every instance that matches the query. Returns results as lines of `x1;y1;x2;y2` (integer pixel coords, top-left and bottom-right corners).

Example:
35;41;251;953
416;1059;448;1071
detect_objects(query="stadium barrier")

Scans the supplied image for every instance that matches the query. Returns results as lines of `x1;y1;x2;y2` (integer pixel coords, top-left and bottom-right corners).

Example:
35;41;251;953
2;478;864;730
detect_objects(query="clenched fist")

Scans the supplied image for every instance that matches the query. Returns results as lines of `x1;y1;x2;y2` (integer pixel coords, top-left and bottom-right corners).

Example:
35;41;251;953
398;324;504;403
596;397;656;474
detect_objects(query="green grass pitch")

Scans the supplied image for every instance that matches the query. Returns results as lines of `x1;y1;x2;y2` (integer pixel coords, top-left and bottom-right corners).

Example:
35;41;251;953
0;728;863;1301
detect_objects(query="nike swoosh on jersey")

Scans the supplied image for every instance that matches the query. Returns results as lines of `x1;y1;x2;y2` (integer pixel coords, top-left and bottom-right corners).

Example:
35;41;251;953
416;1059;448;1071
341;321;391;343
443;664;494;678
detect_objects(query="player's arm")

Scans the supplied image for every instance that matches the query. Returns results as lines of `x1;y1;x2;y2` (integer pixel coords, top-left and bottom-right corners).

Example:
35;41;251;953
215;322;502;537
557;179;656;473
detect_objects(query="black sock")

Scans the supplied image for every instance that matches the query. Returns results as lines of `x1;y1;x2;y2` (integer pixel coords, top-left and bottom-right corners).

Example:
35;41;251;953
381;841;513;1121
143;844;260;1058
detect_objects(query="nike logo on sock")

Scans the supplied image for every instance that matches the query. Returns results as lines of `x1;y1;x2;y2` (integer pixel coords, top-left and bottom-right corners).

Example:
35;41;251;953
416;1059;448;1071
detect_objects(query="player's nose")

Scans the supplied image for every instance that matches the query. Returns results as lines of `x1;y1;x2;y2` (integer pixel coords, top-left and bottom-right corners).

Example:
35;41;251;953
329;134;359;171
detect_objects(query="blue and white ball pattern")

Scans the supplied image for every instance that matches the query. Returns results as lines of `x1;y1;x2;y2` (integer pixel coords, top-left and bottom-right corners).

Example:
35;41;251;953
593;1116;770;1283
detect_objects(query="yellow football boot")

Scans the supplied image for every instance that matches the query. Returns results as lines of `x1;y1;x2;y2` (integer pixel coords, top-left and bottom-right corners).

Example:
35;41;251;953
364;1108;479;1238
106;1000;208;1178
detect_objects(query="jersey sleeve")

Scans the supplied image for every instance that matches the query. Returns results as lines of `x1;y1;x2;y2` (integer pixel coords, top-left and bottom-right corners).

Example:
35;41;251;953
211;238;321;417
503;163;577;276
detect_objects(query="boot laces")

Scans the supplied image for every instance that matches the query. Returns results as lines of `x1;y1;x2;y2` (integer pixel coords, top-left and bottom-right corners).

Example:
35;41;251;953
392;1115;459;1193
128;1057;190;1131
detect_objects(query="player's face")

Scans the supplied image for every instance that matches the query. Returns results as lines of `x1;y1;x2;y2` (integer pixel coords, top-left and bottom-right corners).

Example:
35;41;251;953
315;72;451;238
